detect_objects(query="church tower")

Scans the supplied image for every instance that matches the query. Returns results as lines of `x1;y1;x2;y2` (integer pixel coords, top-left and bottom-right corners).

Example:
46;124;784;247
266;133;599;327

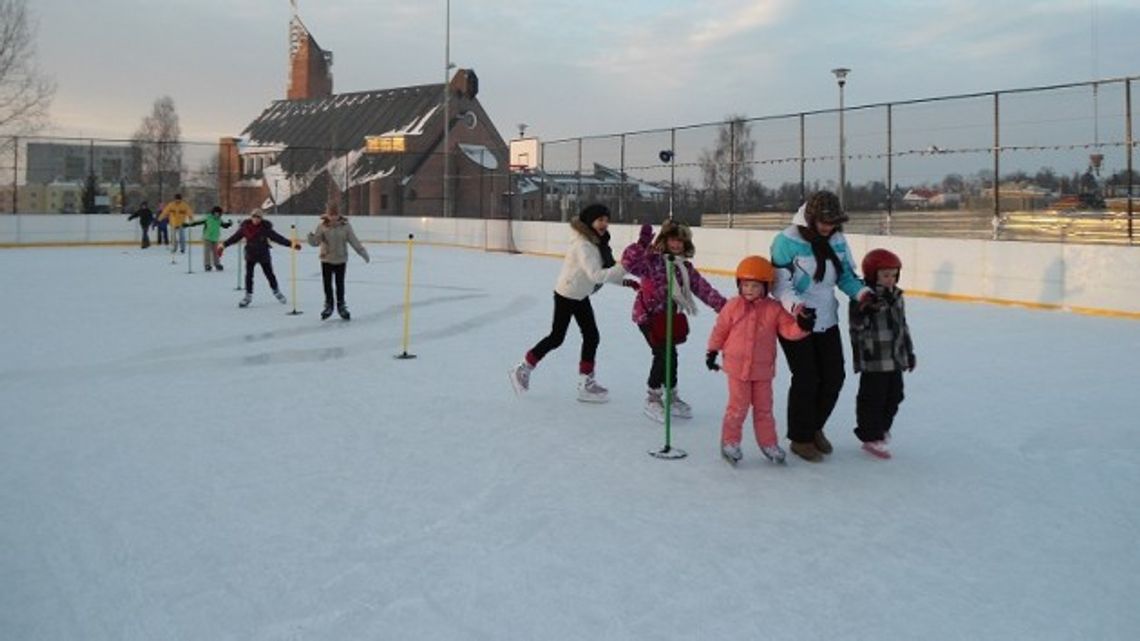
287;2;333;101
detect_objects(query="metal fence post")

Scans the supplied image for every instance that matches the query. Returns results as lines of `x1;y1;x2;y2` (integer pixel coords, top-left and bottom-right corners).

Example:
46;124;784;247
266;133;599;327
798;114;806;203
619;134;626;222
992;92;1001;240
886;104;893;235
1127;78;1134;243
576;138;583;220
12;136;17;214
728;119;736;228
540;141;547;221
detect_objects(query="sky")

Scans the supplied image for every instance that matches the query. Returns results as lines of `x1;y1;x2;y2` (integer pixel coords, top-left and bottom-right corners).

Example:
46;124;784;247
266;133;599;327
25;0;1140;146
3;242;1139;639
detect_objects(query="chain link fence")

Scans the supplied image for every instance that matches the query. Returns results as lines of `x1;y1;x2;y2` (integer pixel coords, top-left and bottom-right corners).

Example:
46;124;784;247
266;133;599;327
535;76;1137;244
2;76;1136;244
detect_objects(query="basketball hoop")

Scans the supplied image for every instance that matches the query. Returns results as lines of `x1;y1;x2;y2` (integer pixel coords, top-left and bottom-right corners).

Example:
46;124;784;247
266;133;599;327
509;164;529;173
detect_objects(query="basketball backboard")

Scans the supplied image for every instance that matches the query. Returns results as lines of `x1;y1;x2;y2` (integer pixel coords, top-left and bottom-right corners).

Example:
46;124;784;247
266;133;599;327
508;138;540;171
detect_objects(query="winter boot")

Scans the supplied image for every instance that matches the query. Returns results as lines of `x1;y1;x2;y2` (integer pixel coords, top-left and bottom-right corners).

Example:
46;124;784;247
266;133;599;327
790;441;823;463
205;265;212;272
337;300;350;321
238;293;252;308
215;264;223;271
509;361;534;396
861;440;892;460
577;374;610;403
643;387;666;423
721;442;743;466
760;444;787;464
669;389;693;419
273;289;287;304
320;300;334;320
813;430;834;455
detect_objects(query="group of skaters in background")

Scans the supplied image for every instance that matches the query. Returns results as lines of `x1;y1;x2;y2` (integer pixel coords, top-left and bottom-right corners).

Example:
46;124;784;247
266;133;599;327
510;191;916;465
126;200;368;320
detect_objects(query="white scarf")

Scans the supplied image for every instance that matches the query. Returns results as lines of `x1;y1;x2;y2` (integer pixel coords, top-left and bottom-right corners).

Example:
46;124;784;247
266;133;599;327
667;256;698;316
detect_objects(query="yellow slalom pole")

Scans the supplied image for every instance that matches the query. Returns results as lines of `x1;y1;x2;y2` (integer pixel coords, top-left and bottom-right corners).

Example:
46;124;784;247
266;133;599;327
396;233;417;359
287;224;302;316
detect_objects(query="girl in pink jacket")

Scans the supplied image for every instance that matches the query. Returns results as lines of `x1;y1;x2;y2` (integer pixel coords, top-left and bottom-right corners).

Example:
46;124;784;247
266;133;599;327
706;256;810;465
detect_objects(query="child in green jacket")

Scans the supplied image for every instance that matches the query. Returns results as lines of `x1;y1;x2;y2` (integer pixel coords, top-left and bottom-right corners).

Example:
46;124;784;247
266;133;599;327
185;206;233;271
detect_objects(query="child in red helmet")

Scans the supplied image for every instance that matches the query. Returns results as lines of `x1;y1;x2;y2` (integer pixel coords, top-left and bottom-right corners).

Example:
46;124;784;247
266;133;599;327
849;249;916;459
706;256;809;465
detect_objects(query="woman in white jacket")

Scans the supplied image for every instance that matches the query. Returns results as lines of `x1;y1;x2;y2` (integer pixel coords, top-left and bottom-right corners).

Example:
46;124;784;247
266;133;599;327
509;204;629;402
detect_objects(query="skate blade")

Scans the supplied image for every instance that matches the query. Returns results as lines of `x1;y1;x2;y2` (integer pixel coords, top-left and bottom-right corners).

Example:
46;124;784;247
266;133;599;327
508;369;527;397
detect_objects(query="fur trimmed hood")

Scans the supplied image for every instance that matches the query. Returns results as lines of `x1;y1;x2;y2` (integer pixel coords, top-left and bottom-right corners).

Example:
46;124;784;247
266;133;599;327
652;219;695;258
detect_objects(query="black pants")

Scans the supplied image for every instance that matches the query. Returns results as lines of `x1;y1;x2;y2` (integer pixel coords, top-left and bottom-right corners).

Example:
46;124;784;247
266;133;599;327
779;325;846;443
156;226;168;244
139;224;150;248
245;255;279;294
321;262;347;304
855;371;905;443
639;324;679;390
529;293;600;366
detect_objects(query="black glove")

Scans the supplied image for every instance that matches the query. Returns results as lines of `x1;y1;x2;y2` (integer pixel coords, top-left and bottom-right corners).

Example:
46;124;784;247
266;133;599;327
622;278;640;291
796;307;817;332
907;353;917;372
705;350;720;371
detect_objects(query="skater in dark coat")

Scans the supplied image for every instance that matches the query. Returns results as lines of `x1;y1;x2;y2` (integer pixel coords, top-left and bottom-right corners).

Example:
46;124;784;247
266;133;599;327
217;209;301;308
127;202;154;248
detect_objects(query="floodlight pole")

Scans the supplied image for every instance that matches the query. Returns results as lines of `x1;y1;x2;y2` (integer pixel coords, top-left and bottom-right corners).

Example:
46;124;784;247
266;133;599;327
831;67;850;211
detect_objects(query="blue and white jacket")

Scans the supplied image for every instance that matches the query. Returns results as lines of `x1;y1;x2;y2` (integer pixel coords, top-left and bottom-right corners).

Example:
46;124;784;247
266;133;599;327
770;205;869;332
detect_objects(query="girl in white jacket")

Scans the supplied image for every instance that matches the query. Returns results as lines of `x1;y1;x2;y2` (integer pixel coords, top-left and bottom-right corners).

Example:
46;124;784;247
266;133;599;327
509;204;629;402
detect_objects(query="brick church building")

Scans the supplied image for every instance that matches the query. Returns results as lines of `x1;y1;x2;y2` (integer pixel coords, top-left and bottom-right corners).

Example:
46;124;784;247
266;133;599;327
218;11;510;217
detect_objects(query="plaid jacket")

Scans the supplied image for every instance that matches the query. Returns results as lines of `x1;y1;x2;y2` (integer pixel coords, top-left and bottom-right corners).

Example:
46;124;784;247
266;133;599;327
848;286;915;373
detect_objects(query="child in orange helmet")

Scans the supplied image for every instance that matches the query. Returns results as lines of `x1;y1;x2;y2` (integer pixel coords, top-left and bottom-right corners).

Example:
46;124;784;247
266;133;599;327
706;256;809;465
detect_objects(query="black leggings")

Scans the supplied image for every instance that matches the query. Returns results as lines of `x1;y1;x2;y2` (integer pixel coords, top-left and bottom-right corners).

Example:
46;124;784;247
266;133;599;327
529;293;600;365
639;324;678;390
779;325;846;443
245;256;279;293
855;371;905;442
321;262;347;304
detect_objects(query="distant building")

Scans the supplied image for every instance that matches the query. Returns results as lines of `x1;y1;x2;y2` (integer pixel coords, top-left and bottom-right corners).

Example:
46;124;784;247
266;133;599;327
219;11;509;217
513;164;668;222
25;142;141;185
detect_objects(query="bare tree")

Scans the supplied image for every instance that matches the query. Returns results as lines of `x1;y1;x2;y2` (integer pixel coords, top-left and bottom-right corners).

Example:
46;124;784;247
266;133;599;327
0;0;55;135
132;96;183;202
698;115;756;213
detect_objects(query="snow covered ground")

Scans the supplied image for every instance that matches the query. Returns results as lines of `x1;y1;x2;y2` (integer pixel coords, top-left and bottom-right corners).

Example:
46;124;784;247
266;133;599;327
2;243;1138;641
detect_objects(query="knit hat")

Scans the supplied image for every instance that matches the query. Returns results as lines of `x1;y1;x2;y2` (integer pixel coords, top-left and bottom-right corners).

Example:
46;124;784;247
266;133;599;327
804;190;848;227
579;203;611;227
211;206;223;214
861;248;902;285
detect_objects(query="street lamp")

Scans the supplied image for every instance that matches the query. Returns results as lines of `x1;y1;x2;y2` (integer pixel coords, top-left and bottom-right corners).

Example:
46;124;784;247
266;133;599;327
831;67;850;210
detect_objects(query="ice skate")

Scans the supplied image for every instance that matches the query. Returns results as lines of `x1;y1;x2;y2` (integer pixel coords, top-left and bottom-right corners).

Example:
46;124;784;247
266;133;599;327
669;390;693;419
721;442;743;466
576;374;609;403
337;301;350;320
760;444;787;464
509;361;533;396
273;289;287;304
643;388;666;423
320;301;334;320
861;440;892;459
238;293;252;308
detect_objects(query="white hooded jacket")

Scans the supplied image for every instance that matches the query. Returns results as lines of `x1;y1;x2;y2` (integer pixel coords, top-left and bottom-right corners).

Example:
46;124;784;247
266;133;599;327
554;219;626;300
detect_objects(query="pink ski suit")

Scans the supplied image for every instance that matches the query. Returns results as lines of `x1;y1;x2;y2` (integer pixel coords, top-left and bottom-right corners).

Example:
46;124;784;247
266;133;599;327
708;295;807;448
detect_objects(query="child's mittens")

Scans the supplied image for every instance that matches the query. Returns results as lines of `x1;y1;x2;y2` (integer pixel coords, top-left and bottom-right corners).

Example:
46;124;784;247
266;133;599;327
638;223;654;246
705;350;720;371
907;353;917;372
